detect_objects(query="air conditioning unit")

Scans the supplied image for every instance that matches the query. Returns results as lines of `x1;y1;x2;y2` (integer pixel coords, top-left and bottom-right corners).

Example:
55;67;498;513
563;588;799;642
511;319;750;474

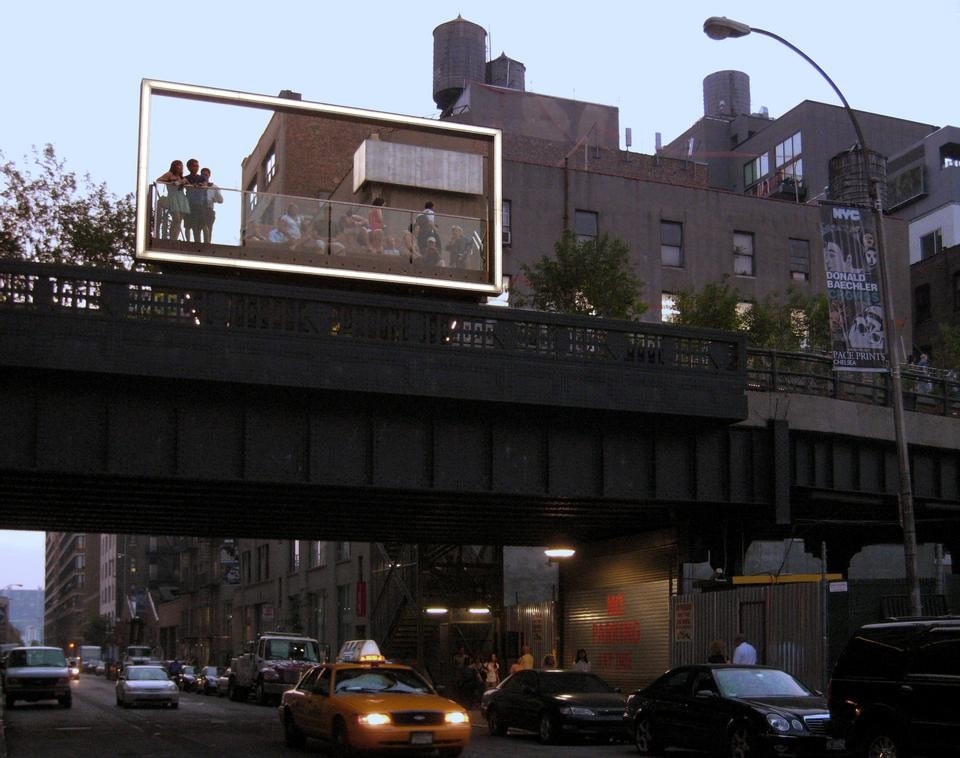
502;230;512;246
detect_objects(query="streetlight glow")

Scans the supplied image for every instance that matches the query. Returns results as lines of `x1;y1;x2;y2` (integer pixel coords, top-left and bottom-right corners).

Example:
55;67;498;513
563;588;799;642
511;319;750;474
544;548;575;559
704;16;923;618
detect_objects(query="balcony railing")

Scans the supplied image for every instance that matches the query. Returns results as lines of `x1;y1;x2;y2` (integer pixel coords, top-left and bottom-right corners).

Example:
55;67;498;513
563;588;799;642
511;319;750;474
147;184;490;286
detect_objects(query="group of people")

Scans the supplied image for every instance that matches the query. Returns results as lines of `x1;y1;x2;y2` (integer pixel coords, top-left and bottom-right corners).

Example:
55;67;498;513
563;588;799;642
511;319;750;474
155;159;224;244
707;634;758;664
243;199;482;270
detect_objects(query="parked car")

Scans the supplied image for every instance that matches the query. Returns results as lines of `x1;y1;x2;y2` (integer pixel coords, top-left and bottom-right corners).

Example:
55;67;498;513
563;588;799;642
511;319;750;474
624;664;844;757
195;665;219;695
2;646;72;709
481;668;627;744
116;664;180;708
828;616;960;758
67;657;81;680
216;666;232;697
279;639;470;755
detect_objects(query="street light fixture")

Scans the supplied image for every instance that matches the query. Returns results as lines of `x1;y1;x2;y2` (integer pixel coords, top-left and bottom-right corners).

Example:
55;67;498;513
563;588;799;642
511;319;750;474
704;16;922;617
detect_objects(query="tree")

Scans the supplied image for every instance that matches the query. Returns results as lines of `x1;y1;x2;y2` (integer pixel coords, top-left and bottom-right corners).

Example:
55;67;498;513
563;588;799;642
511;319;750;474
516;230;647;320
933;323;960;373
673;275;830;352
81;614;113;649
0;145;135;268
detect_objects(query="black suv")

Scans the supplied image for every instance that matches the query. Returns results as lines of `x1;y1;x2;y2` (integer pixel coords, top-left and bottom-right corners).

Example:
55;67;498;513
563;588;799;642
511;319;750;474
828;616;960;758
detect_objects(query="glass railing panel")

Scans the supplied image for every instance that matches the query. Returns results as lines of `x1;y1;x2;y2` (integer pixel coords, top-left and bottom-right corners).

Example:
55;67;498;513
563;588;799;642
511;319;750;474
147;186;490;285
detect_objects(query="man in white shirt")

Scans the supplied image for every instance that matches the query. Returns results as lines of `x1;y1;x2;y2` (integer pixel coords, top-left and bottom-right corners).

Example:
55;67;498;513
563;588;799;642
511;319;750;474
732;634;758;664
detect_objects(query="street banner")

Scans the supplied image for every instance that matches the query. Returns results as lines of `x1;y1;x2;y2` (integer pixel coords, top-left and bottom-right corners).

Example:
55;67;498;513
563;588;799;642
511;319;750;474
820;205;885;371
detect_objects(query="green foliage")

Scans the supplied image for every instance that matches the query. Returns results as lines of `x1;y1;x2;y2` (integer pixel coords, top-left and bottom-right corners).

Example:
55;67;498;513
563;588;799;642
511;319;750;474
0;145;135;268
81;614;113;649
517;230;647;320
672;275;742;332
673;276;830;352
932;324;960;373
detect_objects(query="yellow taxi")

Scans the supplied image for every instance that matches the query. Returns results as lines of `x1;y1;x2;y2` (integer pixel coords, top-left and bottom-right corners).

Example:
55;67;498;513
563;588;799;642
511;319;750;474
278;640;470;756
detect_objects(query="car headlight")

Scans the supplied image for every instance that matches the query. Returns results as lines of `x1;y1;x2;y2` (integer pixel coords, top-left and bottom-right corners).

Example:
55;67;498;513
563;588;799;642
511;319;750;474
358;712;391;726
559;706;596;716
766;714;792;732
445;711;469;724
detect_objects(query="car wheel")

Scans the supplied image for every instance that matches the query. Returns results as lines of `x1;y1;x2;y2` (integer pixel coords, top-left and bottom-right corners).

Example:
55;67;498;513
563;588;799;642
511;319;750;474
170;701;178;709
863;728;903;758
332;718;353;758
228;681;242;702
634;717;659;755
255;678;269;706
728;723;754;758
538;711;559;744
487;707;508;737
283;710;307;749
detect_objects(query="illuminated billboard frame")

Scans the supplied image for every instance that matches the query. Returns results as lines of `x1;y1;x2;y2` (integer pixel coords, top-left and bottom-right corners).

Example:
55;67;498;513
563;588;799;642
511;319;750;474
136;79;503;295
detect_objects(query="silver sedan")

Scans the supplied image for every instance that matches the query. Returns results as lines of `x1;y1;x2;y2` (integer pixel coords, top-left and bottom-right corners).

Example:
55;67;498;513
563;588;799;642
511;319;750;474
116;665;180;708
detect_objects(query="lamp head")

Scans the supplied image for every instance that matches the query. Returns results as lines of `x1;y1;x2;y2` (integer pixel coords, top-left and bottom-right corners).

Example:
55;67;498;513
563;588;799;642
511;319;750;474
703;16;752;40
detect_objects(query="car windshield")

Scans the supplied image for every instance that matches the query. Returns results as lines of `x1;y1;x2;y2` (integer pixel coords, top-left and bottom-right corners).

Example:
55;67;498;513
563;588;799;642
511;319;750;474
714;668;812;698
538;672;616;695
126;667;169;681
264;639;321;662
182;665;196;675
7;649;66;668
334;667;432;694
202;666;217;676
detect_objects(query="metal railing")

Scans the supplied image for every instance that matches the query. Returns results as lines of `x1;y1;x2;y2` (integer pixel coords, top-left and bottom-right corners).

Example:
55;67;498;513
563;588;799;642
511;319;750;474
747;348;960;417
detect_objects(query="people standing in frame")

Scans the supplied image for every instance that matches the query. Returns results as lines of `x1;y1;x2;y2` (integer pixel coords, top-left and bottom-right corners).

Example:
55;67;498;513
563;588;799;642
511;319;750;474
732;633;758;665
707;639;728;663
414;201;438;253
446;224;470;268
483;652;500;688
573;648;591;671
200;167;223;245
518;644;534;670
183;158;208;244
155;160;189;240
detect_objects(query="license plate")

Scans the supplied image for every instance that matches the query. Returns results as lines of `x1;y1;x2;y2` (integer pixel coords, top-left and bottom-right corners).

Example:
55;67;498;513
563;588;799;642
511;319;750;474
826;738;846;751
410;732;433;745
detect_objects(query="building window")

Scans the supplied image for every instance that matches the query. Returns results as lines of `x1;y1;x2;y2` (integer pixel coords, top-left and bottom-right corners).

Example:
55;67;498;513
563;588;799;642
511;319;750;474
263;147;277;185
914;284;931;324
941;142;960;169
311;541;327;568
920;229;943;260
246;179;258;212
336;542;351;562
336;584;352;648
661;292;678;323
574;210;598;242
743;154;769;186
775;132;802;168
502;199;512;245
789;238;810;281
256;544;270;582
733;231;755;276
289;541;300;573
660;221;683;267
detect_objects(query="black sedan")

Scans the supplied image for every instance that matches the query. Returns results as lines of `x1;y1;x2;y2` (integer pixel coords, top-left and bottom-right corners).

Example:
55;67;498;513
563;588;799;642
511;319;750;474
481;669;627;744
625;664;846;757
195;665;219;695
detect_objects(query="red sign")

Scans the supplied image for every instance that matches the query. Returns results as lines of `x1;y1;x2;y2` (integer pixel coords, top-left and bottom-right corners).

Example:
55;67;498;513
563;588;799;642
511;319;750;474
356;581;367;618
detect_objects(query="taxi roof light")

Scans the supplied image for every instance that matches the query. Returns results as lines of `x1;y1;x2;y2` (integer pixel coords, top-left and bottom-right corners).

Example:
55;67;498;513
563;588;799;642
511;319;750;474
336;639;386;664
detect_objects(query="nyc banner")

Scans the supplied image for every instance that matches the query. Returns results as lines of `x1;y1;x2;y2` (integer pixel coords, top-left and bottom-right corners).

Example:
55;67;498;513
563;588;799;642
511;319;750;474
820;205;885;371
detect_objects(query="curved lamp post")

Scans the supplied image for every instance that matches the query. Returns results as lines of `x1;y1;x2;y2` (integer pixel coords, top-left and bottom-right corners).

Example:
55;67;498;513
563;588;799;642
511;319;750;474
704;16;922;617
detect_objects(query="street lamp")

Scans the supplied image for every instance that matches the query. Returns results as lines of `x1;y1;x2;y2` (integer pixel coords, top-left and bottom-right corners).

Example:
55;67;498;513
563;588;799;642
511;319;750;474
704;16;922;617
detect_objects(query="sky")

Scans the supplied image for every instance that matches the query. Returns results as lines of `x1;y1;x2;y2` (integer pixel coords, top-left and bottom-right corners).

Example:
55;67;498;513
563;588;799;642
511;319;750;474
1;0;957;587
